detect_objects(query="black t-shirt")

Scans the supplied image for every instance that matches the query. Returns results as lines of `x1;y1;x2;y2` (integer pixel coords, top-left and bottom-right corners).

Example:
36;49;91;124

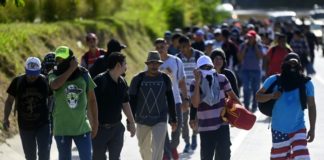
89;55;108;78
94;72;129;124
7;75;51;130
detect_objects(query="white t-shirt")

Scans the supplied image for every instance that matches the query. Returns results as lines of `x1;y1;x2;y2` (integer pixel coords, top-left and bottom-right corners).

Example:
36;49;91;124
159;55;185;104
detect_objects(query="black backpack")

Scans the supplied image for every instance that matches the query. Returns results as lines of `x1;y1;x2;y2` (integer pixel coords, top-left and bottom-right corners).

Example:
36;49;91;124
258;75;308;117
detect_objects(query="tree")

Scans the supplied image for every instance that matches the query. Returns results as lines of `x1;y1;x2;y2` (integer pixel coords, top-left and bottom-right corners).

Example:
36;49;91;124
0;0;25;7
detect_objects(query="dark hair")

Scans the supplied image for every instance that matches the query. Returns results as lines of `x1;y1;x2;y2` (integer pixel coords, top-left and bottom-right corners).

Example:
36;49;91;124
107;52;126;70
210;48;227;70
221;29;230;38
171;33;183;41
178;36;191;44
154;38;166;45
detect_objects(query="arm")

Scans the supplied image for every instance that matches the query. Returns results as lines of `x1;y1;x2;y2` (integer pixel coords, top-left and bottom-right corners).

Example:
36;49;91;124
254;44;264;59
226;90;242;105
179;78;189;111
3;95;14;131
237;43;247;63
255;87;281;103
87;89;99;138
122;103;136;137
50;58;78;90
191;69;201;108
307;96;316;142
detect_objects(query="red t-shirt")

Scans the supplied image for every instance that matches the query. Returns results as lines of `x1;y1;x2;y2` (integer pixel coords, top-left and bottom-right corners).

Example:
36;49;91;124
266;46;291;77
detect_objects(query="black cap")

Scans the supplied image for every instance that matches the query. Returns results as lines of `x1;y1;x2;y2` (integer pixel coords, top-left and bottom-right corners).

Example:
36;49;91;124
284;52;301;64
107;39;127;54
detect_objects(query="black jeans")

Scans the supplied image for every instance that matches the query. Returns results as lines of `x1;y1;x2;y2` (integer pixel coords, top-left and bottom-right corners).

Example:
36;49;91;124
92;122;125;160
19;124;52;160
200;125;231;160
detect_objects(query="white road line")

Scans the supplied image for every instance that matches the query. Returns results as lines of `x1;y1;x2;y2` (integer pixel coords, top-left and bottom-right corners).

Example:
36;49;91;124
314;74;324;85
231;110;262;153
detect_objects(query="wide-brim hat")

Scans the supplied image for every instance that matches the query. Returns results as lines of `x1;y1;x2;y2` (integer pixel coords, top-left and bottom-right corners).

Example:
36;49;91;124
145;51;163;63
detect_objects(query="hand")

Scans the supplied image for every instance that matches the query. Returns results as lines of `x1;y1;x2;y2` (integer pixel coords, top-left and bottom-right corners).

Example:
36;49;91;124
181;101;190;112
189;120;198;130
272;91;281;99
91;124;98;139
193;69;201;84
170;122;177;132
69;57;79;71
2;120;10;131
127;123;136;137
307;129;315;142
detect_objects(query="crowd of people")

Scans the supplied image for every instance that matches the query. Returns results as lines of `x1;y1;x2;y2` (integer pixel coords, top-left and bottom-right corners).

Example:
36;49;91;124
2;18;318;160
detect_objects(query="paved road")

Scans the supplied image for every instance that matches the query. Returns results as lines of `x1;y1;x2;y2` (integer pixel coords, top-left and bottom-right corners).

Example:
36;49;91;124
1;50;324;160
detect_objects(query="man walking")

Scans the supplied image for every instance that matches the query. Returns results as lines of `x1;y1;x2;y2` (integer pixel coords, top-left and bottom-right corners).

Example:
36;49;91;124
92;52;136;160
256;53;317;160
154;38;188;159
49;46;98;160
129;51;177;160
3;57;52;160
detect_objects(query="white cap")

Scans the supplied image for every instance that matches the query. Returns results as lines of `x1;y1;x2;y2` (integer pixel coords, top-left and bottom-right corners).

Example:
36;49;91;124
25;57;41;76
196;55;214;68
213;28;221;34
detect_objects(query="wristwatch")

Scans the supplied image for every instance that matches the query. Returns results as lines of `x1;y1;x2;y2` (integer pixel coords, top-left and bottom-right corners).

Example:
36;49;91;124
184;97;190;101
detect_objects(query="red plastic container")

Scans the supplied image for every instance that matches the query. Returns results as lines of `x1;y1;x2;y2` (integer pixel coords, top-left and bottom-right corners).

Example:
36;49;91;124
222;99;256;130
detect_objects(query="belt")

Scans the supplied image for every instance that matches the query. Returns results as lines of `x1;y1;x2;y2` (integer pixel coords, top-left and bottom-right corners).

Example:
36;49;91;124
100;122;120;128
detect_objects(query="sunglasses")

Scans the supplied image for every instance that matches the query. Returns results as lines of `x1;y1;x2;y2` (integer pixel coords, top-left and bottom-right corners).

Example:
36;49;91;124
199;65;213;70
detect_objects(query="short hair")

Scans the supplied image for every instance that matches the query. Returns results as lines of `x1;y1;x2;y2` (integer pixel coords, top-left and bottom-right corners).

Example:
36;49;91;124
107;52;126;70
154;38;166;45
171;33;183;41
178;36;191;44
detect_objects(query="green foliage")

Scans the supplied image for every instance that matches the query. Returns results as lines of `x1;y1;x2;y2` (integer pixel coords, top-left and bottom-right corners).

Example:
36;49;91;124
0;0;25;7
164;1;185;30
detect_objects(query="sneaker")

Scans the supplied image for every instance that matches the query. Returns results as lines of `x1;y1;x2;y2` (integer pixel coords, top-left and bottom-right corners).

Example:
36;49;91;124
191;135;197;150
171;148;179;160
183;143;190;153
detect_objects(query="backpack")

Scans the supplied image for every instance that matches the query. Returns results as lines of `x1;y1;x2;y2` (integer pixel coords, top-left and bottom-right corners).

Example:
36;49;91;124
79;67;90;93
258;75;308;117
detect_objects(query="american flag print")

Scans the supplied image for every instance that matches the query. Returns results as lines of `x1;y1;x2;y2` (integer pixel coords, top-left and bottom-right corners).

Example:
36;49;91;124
271;128;310;160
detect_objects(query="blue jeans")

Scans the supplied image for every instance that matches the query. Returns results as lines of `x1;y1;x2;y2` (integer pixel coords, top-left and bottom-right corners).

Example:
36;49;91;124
164;103;182;156
240;70;261;110
92;122;125;160
55;132;92;160
19;123;52;160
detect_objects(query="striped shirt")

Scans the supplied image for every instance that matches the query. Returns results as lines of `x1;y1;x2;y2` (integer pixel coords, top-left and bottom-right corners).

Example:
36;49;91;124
190;74;232;132
177;49;203;95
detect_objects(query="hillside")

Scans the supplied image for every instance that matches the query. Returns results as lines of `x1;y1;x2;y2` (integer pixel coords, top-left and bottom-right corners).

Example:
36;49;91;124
0;19;155;141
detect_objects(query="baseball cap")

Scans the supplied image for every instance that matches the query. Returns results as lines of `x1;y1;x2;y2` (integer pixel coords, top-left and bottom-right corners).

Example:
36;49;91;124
246;30;257;38
247;23;255;29
195;29;205;36
55;46;71;59
164;30;172;38
107;39;127;53
214;28;222;35
197;55;214;68
25;57;41;76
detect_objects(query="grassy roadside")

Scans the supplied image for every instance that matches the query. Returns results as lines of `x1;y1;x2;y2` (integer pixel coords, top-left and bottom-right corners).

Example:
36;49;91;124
0;19;156;142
